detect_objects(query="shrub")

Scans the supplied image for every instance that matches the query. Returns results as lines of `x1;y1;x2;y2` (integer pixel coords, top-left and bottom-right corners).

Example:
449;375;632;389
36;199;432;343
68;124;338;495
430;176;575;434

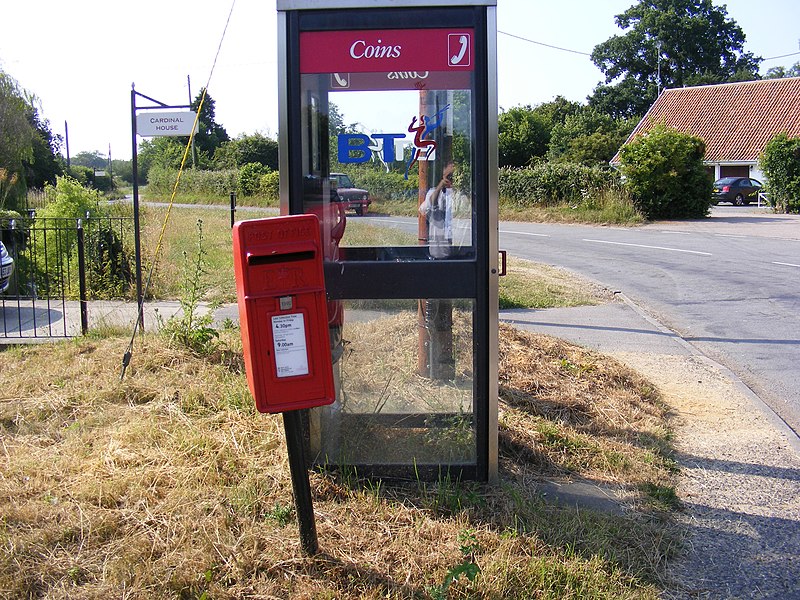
618;123;712;220
147;166;238;196
38;175;99;220
238;162;269;196
759;133;800;213
259;170;280;201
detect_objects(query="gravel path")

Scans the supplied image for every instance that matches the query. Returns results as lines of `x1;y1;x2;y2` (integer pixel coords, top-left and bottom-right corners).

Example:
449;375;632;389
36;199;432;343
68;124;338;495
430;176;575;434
613;351;800;599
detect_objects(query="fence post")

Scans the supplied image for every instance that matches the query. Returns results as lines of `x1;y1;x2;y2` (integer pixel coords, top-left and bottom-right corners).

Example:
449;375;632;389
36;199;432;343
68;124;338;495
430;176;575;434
77;219;89;335
230;191;237;229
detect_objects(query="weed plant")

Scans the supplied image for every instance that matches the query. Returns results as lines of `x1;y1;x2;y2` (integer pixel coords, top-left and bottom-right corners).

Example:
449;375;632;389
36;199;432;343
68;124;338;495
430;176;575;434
158;218;220;354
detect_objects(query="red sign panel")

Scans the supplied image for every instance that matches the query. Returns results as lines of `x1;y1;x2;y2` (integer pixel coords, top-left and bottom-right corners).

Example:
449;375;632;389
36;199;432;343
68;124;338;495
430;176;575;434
300;29;475;74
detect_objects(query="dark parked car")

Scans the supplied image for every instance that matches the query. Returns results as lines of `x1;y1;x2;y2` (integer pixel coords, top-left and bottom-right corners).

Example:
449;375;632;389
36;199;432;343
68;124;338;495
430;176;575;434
330;172;371;216
1;241;13;293
712;177;763;205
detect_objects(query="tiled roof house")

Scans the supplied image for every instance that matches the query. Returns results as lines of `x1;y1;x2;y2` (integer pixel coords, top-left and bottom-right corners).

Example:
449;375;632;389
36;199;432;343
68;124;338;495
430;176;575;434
611;77;800;182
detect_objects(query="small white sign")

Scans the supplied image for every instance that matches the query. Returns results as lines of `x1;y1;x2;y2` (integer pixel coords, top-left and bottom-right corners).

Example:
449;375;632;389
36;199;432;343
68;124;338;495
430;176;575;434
271;313;310;378
136;110;198;137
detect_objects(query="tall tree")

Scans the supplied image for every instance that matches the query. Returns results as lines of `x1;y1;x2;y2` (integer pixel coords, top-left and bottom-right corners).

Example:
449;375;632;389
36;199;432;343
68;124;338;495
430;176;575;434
498;97;583;168
214;132;279;170
189;88;229;159
498;105;550;167
23;101;63;190
531;96;582;131
0;70;36;208
548;107;635;165
71;151;108;170
589;0;761;118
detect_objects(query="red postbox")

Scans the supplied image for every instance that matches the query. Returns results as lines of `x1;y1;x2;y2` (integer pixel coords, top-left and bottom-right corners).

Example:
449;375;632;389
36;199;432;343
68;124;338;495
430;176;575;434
232;214;335;413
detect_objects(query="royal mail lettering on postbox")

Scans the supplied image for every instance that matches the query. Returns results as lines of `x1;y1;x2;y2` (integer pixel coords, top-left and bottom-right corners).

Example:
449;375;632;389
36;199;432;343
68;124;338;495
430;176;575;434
232;215;335;414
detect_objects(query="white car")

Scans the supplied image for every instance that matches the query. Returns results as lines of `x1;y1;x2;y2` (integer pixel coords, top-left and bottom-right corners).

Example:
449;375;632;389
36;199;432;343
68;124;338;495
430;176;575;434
0;241;14;293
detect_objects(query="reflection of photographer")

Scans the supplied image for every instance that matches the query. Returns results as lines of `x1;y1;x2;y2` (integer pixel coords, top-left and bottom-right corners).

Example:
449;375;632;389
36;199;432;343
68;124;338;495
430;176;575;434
418;163;470;259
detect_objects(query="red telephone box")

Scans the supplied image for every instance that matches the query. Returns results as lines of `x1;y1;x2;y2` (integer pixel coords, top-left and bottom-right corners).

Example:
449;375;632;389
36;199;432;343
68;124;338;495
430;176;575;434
233;214;335;414
277;0;499;482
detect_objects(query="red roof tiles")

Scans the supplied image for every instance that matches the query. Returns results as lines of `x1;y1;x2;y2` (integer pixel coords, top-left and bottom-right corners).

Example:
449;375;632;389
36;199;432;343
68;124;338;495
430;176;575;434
612;77;800;164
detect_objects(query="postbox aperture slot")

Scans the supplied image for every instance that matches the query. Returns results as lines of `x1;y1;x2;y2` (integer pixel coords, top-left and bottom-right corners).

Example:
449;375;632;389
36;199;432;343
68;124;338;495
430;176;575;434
247;250;316;266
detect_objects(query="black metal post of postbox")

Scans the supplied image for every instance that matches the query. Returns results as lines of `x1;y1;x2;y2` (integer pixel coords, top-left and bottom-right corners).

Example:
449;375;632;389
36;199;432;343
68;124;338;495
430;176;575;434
282;410;319;555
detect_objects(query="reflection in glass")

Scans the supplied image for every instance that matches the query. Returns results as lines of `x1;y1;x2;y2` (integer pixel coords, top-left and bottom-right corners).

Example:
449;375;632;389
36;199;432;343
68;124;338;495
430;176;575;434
309;299;476;467
299;75;475;258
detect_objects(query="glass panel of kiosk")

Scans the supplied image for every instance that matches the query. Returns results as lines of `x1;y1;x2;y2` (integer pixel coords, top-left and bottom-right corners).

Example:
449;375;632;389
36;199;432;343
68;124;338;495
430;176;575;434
285;13;493;480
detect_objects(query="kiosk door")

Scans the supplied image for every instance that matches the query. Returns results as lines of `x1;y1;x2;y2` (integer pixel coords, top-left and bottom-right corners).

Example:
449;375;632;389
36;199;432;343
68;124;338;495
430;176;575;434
279;2;498;481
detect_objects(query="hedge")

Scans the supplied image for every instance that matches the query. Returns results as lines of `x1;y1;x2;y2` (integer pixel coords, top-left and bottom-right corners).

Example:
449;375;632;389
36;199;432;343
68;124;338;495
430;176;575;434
147;166;239;196
499;163;618;207
147;163;625;209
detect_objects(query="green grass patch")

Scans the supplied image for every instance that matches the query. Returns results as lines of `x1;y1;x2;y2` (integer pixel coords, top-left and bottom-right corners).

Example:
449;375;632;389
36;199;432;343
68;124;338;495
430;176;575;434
500;184;645;225
500;258;611;309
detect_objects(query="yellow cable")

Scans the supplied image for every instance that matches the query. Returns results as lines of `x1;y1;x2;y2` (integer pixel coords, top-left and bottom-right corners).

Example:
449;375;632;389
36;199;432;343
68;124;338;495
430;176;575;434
121;0;237;380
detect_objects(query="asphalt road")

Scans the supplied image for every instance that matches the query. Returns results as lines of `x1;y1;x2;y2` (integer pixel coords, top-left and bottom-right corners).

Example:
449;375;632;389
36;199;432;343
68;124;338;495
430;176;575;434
498;205;800;437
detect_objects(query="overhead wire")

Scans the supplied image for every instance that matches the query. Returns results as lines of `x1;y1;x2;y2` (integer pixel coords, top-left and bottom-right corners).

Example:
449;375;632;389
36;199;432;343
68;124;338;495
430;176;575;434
120;0;238;381
499;29;800;65
498;30;591;56
762;50;800;62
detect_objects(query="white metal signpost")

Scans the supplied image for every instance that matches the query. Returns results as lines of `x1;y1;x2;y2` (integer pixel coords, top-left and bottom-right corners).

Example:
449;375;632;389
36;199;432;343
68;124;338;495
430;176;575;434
123;86;197;375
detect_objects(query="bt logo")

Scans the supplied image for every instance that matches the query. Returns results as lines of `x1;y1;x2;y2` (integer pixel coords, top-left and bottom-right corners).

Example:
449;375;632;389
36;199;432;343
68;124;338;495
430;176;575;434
337;104;451;179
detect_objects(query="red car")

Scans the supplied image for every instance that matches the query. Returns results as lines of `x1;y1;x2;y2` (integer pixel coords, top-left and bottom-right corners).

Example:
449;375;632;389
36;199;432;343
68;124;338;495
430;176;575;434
330;173;371;216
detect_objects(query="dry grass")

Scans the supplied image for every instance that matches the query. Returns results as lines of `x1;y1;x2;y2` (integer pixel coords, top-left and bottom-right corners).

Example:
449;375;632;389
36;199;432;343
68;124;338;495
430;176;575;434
0;324;678;599
499;324;674;488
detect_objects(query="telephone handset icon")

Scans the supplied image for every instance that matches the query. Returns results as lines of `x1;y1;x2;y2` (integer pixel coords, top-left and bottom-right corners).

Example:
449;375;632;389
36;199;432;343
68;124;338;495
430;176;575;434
332;73;349;88
450;35;469;65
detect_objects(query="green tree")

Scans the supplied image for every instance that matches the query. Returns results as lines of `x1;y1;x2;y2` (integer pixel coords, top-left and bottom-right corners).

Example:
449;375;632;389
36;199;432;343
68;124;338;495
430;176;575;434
498;105;550;167
189;88;229;159
24;104;64;190
138;137;188;182
618;123;712;219
548;107;635;165
765;62;800;79
0;70;36;209
531;96;582;130
71;151;108;170
214;132;279;170
111;159;134;184
589;0;761;118
759;133;800;213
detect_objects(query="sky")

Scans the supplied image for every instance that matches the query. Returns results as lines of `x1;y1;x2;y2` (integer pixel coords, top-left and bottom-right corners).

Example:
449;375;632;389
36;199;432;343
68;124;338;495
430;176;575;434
1;0;798;161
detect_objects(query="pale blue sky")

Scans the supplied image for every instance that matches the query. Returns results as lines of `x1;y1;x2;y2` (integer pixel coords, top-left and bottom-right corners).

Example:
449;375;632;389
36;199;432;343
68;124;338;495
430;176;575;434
1;0;797;160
